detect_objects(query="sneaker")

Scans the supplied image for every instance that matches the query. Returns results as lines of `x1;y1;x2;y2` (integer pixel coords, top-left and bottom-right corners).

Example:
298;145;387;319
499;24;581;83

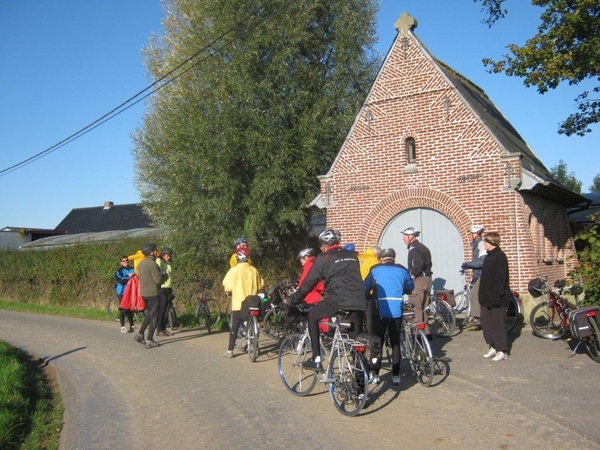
145;340;161;349
483;347;497;358
134;334;146;345
120;326;127;333
301;359;323;371
369;373;380;385
492;351;508;362
392;375;401;386
463;318;480;330
223;350;233;358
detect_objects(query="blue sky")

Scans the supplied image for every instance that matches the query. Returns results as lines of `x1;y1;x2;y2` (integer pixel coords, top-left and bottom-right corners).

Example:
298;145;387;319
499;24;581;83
1;1;597;229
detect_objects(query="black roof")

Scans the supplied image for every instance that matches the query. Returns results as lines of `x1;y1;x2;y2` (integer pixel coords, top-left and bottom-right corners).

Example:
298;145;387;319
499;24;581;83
55;203;153;234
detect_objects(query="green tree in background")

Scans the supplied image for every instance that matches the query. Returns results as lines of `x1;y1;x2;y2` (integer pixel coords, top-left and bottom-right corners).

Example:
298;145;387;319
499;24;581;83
476;0;600;136
550;159;583;193
590;174;600;192
133;0;379;264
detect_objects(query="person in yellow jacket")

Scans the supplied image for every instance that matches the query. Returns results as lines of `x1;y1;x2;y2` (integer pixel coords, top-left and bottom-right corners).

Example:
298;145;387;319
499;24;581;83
222;248;263;358
127;249;146;274
358;245;381;280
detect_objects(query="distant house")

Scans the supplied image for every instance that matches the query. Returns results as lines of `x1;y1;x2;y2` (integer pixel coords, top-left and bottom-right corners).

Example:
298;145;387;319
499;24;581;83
0;227;66;250
312;13;590;294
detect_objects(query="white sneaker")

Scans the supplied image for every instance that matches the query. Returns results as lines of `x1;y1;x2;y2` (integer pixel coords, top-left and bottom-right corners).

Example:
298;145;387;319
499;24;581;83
392;375;401;386
483;347;497;358
492;351;508;361
120;326;127;333
369;373;380;385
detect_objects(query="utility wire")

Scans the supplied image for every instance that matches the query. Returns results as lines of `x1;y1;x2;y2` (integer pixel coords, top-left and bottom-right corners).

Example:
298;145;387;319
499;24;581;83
0;0;295;178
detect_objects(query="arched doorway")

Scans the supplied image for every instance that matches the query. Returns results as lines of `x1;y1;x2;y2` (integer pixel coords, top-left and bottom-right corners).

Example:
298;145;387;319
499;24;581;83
379;208;464;292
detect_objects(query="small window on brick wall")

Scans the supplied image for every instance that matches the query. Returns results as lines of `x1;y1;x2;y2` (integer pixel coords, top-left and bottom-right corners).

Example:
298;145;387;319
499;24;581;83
406;137;416;163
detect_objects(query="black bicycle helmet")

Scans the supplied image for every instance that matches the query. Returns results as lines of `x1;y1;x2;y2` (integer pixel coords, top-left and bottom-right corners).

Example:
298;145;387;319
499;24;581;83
297;248;315;260
161;247;173;255
527;278;545;298
318;229;341;245
378;248;396;260
141;243;157;256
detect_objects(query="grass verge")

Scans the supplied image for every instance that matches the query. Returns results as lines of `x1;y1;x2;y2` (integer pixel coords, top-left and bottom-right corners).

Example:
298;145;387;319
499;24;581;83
0;341;63;450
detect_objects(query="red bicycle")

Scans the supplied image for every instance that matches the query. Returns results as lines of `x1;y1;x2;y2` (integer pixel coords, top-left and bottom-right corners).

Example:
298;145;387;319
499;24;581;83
529;276;600;362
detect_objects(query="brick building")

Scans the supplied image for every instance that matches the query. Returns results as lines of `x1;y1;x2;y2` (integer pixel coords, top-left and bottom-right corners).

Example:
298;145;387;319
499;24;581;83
314;13;588;299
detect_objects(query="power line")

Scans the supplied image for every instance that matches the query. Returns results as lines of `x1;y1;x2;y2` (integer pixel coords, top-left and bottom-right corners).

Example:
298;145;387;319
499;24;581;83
0;0;294;178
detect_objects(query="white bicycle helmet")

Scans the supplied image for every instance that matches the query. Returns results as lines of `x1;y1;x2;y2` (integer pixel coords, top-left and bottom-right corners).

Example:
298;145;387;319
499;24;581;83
469;225;484;234
401;227;420;237
318;229;341;245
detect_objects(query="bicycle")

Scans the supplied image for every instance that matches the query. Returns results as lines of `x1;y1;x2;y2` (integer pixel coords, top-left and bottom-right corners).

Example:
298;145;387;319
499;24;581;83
453;271;522;333
193;278;221;333
529;276;600;362
277;309;369;416
263;283;306;341
426;292;456;337
228;296;262;362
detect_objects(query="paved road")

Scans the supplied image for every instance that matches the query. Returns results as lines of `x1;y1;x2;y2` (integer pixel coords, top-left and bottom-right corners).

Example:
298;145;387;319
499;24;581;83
0;310;599;450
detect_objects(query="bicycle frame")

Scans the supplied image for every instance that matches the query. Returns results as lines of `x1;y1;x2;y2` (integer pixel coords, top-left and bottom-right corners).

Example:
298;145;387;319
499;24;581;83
400;313;434;386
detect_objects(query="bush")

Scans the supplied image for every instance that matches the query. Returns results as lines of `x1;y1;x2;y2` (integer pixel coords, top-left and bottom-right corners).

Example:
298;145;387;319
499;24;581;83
571;215;600;307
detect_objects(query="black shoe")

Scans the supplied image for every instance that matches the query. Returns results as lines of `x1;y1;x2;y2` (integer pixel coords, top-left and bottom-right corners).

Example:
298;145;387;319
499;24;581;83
145;340;161;349
302;359;323;371
134;334;146;345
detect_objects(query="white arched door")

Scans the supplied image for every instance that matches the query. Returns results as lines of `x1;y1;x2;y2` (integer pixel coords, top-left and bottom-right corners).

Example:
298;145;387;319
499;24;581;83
379;208;464;292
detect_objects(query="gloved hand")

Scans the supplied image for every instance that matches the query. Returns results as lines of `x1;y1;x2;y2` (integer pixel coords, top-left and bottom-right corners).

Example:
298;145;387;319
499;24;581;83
461;262;470;271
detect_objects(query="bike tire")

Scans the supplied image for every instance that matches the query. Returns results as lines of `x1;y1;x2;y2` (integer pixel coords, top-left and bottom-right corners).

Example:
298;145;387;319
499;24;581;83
248;315;260;362
263;308;285;340
453;291;470;328
196;299;221;330
584;316;600;363
505;296;520;333
107;298;120;321
428;299;456;337
166;305;177;330
327;347;369;417
412;329;435;387
278;334;317;396
529;301;563;340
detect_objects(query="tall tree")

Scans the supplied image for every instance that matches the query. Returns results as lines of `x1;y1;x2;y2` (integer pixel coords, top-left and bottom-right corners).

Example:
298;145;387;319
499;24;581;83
477;0;600;136
590;174;600;192
550;159;583;193
133;0;379;264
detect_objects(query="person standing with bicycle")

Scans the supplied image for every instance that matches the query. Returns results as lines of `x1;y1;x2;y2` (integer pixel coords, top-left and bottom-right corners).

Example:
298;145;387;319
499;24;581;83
156;247;175;337
461;225;487;331
222;248;264;358
115;256;135;333
401;227;433;339
479;232;511;362
364;248;414;386
134;243;168;349
290;229;367;371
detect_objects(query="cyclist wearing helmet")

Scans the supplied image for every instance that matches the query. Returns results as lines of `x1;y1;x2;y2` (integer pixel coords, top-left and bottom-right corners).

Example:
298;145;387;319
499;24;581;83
364;248;414;385
402;227;433;338
291;229;367;371
461;225;487;330
156;247;175;336
222;247;264;358
296;248;324;305
229;238;252;268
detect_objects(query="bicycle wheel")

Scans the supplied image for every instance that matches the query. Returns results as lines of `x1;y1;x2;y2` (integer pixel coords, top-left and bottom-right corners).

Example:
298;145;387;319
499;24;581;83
504;297;519;333
327;347;369;416
412;329;435;387
166;305;177;330
428;299;456;337
530;302;563;339
248;315;260;362
107;298;120;321
453;291;470;327
196;299;221;330
278;334;317;396
263;308;284;340
584;317;600;363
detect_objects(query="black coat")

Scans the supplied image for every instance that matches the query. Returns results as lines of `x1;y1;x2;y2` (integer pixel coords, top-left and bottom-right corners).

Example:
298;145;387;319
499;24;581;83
478;246;511;308
294;246;366;311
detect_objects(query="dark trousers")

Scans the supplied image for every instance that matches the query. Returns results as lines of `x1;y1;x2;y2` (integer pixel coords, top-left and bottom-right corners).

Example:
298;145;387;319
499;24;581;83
228;311;242;351
371;317;402;376
307;301;363;360
481;305;508;352
157;287;173;331
117;294;134;328
139;295;160;341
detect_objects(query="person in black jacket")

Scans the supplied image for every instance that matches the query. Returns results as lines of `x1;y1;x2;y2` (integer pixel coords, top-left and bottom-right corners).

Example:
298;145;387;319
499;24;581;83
291;229;367;371
478;232;511;362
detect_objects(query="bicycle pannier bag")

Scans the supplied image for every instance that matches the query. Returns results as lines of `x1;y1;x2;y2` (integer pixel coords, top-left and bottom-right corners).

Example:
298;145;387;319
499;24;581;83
435;289;455;307
241;295;262;320
569;306;600;339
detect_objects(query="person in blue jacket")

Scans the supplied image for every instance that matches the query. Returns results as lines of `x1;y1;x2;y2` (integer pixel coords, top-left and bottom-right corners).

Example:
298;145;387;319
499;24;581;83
115;255;135;333
364;248;414;386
